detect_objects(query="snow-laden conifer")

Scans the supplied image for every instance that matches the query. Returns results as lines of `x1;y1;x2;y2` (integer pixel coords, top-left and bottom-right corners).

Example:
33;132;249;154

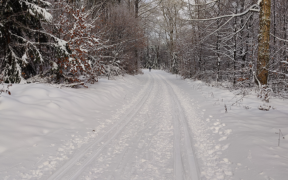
0;0;69;83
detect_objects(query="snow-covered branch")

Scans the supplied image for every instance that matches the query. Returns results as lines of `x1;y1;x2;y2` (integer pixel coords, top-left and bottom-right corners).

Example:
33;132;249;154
182;0;219;6
183;4;259;21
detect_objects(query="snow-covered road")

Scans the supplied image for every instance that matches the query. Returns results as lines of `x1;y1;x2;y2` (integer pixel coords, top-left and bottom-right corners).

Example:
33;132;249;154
47;71;200;180
1;70;288;180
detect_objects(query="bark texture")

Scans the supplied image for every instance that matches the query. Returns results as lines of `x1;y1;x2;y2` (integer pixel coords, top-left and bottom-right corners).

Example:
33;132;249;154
257;0;271;85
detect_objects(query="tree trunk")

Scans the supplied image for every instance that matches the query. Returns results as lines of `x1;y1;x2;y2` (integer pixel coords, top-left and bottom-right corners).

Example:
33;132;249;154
284;1;287;62
240;0;246;78
196;0;202;74
216;18;220;82
135;0;139;18
273;0;276;68
134;0;139;73
257;0;271;85
233;5;237;86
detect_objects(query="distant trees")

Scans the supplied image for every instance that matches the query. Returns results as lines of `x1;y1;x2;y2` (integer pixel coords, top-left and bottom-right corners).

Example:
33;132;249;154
103;2;145;75
142;0;288;96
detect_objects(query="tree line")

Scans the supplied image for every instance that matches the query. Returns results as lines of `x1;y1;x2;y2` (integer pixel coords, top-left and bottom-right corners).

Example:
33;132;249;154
142;0;288;98
1;0;288;99
0;0;146;87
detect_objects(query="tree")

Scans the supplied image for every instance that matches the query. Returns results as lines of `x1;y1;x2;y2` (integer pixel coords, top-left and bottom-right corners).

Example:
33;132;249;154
257;0;271;85
0;0;69;83
159;0;183;73
54;3;106;84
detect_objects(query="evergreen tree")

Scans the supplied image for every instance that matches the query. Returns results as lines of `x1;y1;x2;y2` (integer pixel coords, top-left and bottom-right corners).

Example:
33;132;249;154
0;0;68;83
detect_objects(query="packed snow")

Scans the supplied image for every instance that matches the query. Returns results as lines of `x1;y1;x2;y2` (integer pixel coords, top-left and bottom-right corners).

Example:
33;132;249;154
0;70;287;180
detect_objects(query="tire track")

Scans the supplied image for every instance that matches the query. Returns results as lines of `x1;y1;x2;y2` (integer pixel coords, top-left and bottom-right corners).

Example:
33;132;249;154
156;73;200;180
110;73;173;180
81;72;174;180
48;73;156;180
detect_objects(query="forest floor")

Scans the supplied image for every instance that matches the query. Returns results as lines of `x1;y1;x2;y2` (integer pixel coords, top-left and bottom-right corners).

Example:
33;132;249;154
0;69;287;180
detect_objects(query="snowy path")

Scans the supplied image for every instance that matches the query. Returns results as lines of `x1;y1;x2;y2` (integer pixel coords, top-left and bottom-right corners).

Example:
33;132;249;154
2;69;287;180
0;70;234;180
47;72;200;180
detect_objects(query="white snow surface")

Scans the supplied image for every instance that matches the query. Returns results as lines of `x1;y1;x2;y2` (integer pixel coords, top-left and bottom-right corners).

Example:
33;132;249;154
0;70;287;180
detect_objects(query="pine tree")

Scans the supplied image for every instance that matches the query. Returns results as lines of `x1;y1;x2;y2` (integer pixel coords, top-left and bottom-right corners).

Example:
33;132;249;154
0;0;69;83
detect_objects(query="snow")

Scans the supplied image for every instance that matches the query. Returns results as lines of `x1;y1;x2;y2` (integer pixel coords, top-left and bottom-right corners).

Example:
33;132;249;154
21;53;28;63
21;0;53;22
51;62;58;70
182;79;288;180
39;0;52;7
0;70;288;179
53;38;69;55
28;9;35;16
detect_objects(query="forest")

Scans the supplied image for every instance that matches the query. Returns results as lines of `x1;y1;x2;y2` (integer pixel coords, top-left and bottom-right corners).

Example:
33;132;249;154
1;0;288;99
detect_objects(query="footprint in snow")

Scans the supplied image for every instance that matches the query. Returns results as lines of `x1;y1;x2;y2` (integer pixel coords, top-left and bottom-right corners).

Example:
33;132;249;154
224;129;232;135
222;144;230;150
214;122;220;126
219;136;228;141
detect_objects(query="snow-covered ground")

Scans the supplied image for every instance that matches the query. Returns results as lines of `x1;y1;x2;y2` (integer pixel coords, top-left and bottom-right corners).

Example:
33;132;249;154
0;69;287;180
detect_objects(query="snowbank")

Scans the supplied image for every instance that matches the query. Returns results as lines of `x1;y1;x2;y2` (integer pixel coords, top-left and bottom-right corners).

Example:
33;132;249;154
0;75;145;179
182;78;288;180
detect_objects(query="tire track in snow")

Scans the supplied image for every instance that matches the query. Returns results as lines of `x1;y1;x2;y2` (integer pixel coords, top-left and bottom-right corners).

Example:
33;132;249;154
110;73;173;180
156;73;200;180
81;72;174;180
162;74;233;180
48;73;156;180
